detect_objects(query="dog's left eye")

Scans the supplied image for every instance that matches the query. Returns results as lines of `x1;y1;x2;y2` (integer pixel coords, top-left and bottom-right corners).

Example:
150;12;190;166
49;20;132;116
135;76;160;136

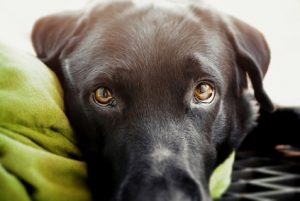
193;82;215;104
95;87;114;105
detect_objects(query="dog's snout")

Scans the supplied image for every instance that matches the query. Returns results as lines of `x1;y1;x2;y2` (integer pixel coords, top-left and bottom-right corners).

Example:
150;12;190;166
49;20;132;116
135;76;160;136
112;122;213;201
116;164;210;201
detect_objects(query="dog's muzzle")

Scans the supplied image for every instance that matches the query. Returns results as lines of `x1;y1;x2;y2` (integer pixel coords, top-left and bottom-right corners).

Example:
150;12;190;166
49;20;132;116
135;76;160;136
114;147;211;201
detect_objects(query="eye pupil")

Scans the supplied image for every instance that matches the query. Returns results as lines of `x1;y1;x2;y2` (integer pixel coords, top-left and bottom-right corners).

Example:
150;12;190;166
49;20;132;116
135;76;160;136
100;88;109;98
194;82;215;103
95;87;113;105
200;84;209;93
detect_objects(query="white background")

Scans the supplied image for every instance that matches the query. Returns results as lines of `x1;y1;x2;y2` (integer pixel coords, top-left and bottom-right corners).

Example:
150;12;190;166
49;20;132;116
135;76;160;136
0;0;299;106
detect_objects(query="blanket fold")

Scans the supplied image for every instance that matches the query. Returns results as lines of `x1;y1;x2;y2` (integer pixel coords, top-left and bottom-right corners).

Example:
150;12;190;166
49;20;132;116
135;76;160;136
0;43;91;201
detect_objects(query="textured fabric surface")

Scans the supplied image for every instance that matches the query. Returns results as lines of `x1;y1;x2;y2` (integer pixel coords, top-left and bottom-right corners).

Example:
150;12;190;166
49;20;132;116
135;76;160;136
0;42;91;201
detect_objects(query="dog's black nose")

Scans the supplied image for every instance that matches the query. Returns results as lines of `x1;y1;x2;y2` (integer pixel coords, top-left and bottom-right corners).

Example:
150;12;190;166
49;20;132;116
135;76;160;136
115;167;210;201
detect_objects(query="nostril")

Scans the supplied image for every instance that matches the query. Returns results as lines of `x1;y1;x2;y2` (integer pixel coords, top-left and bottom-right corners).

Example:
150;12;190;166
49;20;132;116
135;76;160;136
169;169;205;201
115;175;141;201
179;178;202;201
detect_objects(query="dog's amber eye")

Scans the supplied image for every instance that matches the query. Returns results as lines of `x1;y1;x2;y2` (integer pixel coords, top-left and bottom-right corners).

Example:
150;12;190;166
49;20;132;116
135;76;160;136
194;82;215;103
95;87;113;105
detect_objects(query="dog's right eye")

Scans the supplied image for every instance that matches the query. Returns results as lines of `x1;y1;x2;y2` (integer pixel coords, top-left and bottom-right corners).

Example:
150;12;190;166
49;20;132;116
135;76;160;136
193;82;215;104
95;87;114;105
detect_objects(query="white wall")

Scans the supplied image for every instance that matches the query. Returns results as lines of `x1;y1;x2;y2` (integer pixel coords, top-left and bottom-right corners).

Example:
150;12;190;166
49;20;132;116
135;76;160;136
1;0;299;106
0;0;86;52
209;0;300;107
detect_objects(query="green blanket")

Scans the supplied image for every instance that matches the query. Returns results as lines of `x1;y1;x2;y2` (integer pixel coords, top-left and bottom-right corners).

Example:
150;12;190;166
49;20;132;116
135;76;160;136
0;43;91;201
0;42;233;201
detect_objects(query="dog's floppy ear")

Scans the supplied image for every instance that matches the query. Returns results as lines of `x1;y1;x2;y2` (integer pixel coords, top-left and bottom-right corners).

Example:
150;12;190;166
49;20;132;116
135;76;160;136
32;11;86;71
224;16;275;112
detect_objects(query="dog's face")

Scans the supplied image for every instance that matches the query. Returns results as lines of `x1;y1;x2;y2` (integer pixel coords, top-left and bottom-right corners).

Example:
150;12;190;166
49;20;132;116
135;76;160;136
32;1;274;200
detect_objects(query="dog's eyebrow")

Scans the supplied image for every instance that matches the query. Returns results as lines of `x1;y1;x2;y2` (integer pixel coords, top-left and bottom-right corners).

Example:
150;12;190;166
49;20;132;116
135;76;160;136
80;67;115;91
188;53;223;87
83;64;133;92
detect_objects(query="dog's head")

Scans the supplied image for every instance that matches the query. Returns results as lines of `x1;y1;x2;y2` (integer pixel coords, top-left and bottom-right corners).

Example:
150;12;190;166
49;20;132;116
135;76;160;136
32;1;274;200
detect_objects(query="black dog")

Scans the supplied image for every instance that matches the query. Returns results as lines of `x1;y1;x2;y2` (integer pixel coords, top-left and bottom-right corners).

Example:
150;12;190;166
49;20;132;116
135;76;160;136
32;1;277;200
